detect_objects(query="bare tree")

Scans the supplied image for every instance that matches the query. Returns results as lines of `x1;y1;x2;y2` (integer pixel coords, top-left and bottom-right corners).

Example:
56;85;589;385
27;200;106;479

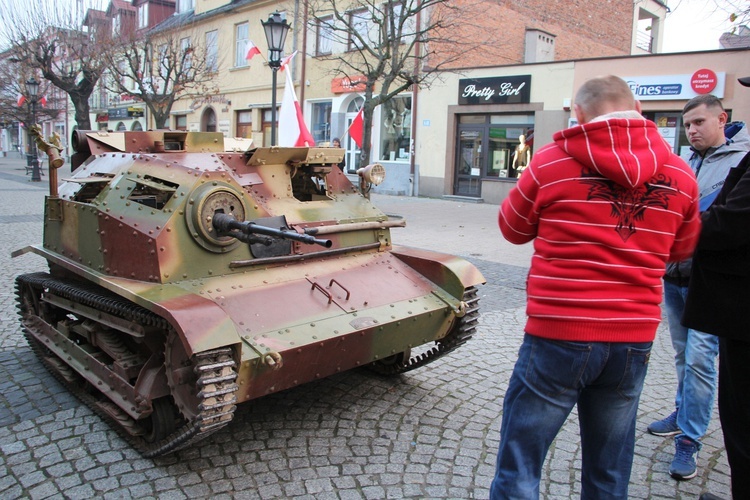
0;54;67;155
0;0;111;130
104;21;220;130
307;0;505;167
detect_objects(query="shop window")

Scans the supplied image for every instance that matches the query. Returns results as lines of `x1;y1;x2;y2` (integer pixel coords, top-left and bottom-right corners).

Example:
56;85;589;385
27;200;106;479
175;115;187;131
116;122;127;131
236;111;252;138
380;95;411;162
311;102;332;144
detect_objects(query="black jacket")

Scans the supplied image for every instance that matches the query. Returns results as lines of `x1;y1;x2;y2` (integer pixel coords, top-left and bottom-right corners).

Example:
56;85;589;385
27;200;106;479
683;151;750;339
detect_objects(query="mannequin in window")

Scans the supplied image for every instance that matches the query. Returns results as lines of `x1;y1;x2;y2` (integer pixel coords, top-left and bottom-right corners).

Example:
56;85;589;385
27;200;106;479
512;134;531;175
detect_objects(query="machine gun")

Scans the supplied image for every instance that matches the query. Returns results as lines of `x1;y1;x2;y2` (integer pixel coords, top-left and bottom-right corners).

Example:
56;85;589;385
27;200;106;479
212;213;332;257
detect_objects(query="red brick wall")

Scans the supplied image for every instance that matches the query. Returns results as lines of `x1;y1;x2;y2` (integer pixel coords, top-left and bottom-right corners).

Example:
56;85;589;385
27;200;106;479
432;0;633;68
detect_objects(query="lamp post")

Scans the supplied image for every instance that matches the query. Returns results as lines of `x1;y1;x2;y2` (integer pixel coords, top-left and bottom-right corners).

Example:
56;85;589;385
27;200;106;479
262;11;290;146
26;77;42;182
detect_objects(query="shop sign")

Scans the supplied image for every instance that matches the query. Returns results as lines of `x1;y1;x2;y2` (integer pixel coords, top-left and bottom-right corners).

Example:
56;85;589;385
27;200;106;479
190;94;229;111
625;71;725;100
690;69;718;94
331;76;368;93
108;107;130;119
127;107;144;117
458;75;531;105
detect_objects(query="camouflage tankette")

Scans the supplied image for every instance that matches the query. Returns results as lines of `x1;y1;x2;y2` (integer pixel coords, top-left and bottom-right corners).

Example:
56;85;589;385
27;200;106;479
13;129;484;457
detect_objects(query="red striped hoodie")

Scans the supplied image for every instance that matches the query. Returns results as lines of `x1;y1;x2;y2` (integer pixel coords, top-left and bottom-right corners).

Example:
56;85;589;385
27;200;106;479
499;113;701;342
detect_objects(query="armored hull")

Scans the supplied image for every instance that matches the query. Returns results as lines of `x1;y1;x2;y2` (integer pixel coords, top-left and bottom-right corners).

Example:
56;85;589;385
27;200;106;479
14;130;484;456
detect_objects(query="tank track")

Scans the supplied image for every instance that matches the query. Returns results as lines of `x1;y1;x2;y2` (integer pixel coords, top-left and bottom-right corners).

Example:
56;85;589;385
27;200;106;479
15;272;238;457
367;286;480;375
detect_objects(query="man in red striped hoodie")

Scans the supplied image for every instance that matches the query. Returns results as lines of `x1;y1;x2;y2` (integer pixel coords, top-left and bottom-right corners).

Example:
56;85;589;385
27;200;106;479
490;75;701;499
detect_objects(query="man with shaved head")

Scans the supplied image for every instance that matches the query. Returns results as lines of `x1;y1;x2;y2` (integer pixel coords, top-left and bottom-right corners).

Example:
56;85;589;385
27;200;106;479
490;75;701;499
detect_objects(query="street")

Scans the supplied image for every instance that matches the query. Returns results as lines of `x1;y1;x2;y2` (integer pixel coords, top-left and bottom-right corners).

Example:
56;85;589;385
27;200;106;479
0;155;731;499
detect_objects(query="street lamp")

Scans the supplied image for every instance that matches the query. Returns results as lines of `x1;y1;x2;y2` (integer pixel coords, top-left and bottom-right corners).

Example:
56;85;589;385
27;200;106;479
262;11;290;146
26;77;42;182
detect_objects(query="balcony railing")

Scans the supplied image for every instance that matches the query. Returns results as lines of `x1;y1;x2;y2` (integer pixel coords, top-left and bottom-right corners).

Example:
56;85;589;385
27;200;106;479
636;30;653;53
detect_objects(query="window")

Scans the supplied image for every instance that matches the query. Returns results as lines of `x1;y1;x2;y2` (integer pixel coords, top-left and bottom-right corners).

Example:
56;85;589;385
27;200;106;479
380;95;411;162
177;0;194;14
236;111;252;138
386;1;415;42
262;108;277;147
348;9;370;51
311;102;332;144
180;37;192;71
316;16;333;56
206;30;218;73
175;115;187;130
137;4;148;29
112;15;121;37
235;23;249;68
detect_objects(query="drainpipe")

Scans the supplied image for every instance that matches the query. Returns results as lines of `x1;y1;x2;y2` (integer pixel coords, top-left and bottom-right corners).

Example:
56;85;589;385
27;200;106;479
409;2;421;197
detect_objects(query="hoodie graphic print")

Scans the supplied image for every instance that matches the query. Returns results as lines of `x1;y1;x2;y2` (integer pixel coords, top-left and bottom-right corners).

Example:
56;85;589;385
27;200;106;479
499;117;701;343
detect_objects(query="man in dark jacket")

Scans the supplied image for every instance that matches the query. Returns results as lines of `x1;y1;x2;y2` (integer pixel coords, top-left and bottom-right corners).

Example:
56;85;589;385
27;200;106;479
683;76;750;500
649;94;749;481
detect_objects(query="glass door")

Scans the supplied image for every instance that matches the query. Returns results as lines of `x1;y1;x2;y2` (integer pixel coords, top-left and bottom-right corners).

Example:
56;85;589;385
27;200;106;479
454;126;484;197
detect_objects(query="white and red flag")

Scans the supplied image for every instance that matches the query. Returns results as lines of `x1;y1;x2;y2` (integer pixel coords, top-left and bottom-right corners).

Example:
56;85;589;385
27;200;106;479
16;95;26;107
245;40;261;61
348;107;364;148
279;51;298;71
277;68;315;147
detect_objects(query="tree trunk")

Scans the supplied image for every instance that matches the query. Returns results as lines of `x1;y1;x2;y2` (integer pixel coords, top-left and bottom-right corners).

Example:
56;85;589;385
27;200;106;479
69;93;92;130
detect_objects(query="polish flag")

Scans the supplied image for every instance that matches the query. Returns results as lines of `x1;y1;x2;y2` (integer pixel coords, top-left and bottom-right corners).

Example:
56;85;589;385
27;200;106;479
39;96;47;107
279;51;298;71
17;95;26;107
245;40;261;61
277;69;315;147
348;107;364;148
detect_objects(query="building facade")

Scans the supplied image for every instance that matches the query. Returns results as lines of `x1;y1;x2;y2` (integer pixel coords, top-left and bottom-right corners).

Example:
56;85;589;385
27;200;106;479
413;48;750;204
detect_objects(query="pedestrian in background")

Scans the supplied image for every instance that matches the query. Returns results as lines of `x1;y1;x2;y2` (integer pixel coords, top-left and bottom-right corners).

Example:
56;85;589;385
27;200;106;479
332;137;346;171
491;75;701;499
648;94;749;481
683;76;750;500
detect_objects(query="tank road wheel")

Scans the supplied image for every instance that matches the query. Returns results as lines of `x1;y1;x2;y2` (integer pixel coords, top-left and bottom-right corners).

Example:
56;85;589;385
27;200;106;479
165;332;201;421
143;398;178;443
367;349;412;375
164;331;239;433
16;274;81;385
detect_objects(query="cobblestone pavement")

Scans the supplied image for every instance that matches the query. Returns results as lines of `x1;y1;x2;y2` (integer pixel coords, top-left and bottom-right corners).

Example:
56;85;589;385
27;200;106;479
0;156;731;499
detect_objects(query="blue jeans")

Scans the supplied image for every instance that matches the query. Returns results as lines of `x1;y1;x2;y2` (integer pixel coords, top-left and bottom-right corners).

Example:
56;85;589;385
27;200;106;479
663;280;719;445
490;334;652;500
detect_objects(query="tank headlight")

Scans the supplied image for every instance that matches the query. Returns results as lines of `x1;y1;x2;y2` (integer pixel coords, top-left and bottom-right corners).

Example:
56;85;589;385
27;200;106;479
357;163;386;186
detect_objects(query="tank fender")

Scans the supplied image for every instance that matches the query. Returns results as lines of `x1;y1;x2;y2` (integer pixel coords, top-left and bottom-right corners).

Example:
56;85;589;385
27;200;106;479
390;245;485;299
153;292;242;357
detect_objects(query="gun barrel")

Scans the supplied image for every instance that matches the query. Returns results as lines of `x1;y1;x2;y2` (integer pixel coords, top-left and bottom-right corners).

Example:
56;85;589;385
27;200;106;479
213;213;332;248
